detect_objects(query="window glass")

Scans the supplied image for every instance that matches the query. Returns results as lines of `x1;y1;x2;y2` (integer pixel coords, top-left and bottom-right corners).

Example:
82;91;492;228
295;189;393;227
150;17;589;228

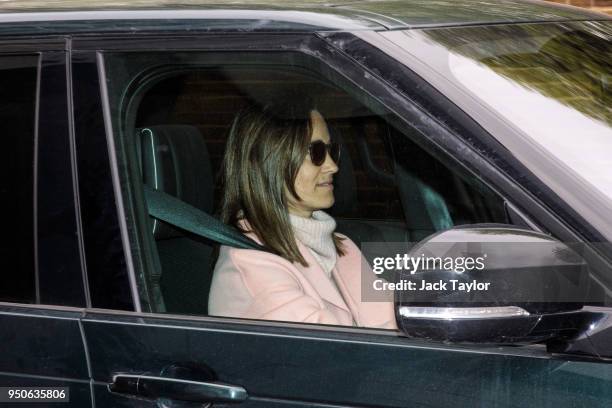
424;22;612;200
104;50;509;324
0;55;38;303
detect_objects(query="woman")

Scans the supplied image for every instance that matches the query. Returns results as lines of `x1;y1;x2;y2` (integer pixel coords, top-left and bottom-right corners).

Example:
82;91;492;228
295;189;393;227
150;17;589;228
208;97;396;329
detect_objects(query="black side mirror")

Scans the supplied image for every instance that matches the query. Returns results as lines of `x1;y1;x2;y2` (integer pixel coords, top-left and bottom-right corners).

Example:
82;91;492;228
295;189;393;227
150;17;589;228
394;225;590;343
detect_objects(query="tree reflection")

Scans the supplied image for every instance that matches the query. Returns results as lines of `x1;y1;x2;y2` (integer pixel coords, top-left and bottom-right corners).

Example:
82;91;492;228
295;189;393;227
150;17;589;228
424;22;611;125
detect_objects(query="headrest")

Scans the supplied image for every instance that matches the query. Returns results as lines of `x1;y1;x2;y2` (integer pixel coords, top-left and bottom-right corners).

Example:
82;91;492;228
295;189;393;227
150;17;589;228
328;128;357;216
136;125;214;240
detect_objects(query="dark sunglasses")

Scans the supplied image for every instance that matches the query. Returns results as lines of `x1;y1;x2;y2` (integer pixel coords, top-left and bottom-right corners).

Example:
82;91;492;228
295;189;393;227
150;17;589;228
308;140;341;166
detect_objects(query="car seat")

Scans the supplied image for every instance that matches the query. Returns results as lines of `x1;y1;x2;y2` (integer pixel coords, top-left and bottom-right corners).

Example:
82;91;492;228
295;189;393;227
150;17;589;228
136;125;215;315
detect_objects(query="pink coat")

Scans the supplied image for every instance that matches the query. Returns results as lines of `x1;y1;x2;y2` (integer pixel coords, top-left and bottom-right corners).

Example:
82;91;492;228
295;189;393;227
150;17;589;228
208;233;397;329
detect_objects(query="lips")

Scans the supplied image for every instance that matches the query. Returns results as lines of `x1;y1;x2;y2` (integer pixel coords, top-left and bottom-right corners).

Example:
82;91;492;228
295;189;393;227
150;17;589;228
316;181;334;189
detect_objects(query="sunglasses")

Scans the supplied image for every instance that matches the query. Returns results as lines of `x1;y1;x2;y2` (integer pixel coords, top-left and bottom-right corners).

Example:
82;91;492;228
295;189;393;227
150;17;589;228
309;140;341;166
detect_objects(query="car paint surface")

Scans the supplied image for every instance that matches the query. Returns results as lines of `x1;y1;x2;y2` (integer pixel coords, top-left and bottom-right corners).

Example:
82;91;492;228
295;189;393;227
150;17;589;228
0;0;610;31
83;311;612;407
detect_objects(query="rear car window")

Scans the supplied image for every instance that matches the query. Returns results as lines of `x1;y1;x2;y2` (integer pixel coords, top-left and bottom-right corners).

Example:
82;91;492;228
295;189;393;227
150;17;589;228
0;55;38;303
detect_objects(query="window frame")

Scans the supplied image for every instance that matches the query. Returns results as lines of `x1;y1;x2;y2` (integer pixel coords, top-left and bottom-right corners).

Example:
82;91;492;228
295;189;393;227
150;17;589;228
81;30;611;332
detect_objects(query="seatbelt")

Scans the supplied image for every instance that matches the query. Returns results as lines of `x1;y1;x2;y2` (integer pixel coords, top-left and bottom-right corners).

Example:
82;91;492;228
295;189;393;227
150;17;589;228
143;185;266;251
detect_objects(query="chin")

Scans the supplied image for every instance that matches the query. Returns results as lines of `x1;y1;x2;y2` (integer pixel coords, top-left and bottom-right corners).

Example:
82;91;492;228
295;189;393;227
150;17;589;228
319;198;335;209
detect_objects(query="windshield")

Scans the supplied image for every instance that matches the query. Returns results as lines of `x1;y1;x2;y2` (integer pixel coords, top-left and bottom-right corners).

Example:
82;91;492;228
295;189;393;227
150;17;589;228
420;22;611;197
373;21;612;239
430;22;610;124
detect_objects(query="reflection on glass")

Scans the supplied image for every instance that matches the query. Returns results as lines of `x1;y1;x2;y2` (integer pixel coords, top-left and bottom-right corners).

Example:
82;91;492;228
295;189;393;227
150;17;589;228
421;22;612;199
427;22;610;124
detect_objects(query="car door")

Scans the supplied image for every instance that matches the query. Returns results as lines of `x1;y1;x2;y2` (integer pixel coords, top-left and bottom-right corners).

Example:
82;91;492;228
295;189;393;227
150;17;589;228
0;39;92;406
71;30;612;408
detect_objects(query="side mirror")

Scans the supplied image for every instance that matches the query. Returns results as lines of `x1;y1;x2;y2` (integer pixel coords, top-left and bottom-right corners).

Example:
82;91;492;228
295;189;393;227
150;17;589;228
393;225;590;343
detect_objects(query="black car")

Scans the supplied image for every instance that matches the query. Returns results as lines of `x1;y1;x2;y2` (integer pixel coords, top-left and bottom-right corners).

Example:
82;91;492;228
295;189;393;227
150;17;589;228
1;1;611;407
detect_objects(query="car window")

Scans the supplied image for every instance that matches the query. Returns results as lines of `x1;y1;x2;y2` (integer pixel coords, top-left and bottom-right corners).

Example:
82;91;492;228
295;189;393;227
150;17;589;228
0;55;38;303
103;50;511;325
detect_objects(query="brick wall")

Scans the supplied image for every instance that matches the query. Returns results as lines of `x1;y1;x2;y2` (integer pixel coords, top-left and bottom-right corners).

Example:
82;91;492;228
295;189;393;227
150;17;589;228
545;0;612;14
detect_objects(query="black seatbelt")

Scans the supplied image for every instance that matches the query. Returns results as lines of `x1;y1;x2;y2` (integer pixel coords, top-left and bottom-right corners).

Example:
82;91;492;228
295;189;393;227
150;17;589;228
144;185;266;251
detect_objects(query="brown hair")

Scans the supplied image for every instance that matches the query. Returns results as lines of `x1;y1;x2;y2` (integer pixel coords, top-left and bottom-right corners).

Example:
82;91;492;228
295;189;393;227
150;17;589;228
220;98;345;266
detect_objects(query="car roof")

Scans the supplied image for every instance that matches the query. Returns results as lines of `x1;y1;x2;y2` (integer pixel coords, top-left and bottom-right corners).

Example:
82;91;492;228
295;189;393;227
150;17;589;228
0;0;610;35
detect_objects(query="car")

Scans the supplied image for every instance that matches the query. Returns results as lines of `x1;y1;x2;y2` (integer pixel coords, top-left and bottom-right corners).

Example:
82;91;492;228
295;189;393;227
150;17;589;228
1;0;611;407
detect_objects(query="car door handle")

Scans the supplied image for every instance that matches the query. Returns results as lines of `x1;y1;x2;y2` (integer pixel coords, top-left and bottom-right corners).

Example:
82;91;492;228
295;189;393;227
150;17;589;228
109;374;248;404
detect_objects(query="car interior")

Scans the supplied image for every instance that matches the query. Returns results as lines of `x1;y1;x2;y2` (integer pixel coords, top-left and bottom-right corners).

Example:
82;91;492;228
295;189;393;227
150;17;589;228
126;65;511;315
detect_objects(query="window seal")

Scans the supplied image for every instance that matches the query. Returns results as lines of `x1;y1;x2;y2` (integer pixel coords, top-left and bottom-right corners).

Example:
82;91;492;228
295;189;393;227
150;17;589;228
96;51;143;313
33;52;42;305
65;39;93;309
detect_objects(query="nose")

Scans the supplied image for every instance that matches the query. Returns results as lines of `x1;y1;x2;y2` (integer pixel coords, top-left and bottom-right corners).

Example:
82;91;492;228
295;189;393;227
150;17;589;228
322;150;339;174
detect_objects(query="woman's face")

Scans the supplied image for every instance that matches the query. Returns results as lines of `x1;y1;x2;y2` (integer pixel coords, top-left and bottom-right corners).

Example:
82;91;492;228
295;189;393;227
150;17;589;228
287;110;339;218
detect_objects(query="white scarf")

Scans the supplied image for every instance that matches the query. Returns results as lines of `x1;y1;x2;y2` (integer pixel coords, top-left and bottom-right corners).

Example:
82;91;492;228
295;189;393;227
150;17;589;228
289;211;337;276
